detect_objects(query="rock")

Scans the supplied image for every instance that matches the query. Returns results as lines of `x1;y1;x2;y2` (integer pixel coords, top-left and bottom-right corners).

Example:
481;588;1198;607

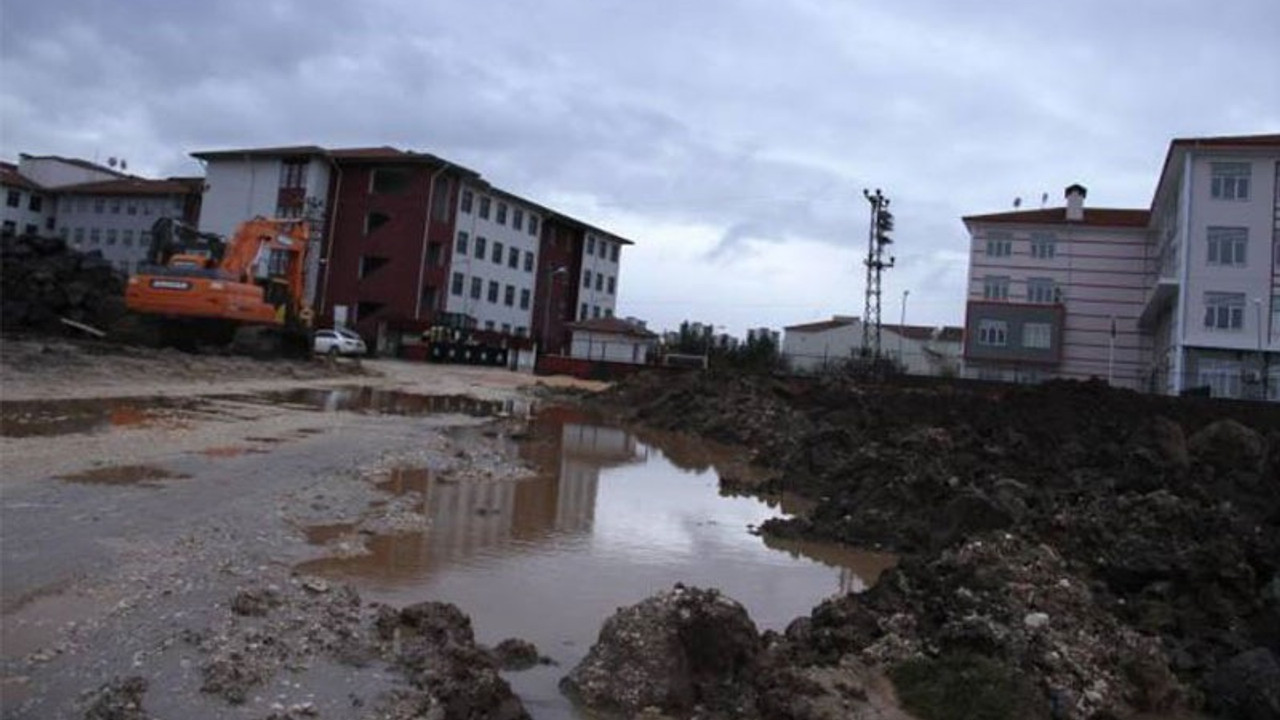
1206;648;1280;720
490;638;543;671
561;584;762;717
300;578;329;594
1189;420;1265;476
1023;612;1050;629
230;587;280;617
82;676;149;720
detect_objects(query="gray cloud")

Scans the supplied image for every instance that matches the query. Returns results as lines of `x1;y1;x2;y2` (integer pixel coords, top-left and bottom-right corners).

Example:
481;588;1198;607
2;0;1277;332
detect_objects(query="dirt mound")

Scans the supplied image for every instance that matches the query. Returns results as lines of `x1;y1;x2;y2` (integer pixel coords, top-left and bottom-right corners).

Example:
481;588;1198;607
1;233;127;333
598;371;1280;714
81;676;149;720
562;584;763;717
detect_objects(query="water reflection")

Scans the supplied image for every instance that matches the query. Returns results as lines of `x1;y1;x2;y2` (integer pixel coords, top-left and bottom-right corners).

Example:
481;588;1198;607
230;387;528;418
0;397;198;438
297;409;893;719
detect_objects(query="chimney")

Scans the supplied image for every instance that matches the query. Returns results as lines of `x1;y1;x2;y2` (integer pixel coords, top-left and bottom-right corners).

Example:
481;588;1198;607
1064;184;1087;222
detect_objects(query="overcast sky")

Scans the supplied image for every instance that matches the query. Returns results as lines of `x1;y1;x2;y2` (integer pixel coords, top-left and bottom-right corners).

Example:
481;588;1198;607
2;0;1277;335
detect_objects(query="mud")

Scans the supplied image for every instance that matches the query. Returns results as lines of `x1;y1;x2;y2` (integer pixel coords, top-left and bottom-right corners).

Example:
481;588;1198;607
599;371;1280;718
56;464;191;487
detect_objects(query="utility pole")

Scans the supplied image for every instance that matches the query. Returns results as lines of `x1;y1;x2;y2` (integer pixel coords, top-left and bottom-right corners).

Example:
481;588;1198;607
862;189;896;360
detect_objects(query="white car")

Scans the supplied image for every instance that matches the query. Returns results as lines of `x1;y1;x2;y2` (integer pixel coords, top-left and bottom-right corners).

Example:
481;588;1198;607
313;328;367;357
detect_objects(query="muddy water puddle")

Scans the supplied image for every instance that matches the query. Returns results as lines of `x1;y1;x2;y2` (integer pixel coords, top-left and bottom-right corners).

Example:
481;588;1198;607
56;464;190;487
228;386;527;418
0;396;204;438
299;408;895;719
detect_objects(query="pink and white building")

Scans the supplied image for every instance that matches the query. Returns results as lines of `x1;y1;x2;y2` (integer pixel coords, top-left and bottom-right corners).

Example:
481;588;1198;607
961;134;1280;400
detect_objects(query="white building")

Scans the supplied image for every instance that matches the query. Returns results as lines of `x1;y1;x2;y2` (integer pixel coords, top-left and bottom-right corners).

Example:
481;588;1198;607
1140;135;1280;400
881;324;965;376
568;317;657;364
576;230;624;321
1;162;53;237
444;183;543;336
56;177;199;273
781;316;862;372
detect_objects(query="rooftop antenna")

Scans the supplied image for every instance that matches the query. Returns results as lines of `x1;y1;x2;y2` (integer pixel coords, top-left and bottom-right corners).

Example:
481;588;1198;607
1013;197;1022;208
107;157;117;168
1040;192;1049;208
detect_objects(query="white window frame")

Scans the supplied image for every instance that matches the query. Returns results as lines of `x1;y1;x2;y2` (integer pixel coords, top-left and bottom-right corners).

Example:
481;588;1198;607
985;235;1012;257
1210;162;1250;201
977;319;1008;346
1197;358;1242;398
1023;322;1052;349
1206;227;1247;267
982;275;1010;301
1203;292;1245;331
1029;233;1056;259
1026;277;1056;304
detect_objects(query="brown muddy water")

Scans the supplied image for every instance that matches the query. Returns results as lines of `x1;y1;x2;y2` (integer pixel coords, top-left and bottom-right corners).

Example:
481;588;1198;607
298;406;895;719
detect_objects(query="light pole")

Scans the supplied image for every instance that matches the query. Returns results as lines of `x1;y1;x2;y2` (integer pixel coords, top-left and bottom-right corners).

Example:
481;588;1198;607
899;289;909;369
1255;298;1265;400
541;266;568;357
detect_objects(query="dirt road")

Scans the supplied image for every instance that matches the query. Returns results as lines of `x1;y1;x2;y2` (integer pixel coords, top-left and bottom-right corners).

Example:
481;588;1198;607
0;339;599;719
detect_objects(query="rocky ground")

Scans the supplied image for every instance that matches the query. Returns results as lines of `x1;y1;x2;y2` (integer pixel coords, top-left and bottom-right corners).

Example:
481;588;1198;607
586;371;1280;720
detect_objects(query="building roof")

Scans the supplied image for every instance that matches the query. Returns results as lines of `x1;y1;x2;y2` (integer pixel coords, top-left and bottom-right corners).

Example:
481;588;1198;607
882;324;965;342
1150;133;1280;213
58;177;202;196
18;154;128;178
961;206;1150;228
784;318;858;333
190;145;328;160
567;317;658;338
0;162;43;192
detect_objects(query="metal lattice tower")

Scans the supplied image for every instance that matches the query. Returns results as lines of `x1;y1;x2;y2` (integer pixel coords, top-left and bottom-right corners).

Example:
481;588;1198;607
861;189;895;359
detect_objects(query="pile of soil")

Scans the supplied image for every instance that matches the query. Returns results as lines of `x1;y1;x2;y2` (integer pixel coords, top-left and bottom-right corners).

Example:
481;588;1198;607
598;371;1280;718
0;233;127;333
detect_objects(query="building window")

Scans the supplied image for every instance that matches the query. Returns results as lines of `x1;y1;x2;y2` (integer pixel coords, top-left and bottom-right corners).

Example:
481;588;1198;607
496;203;507;225
595;273;603;291
365;212;391;235
977;319;1008;346
90;228;101;244
600;241;609;258
1023;322;1052;349
141;200;150;215
140;230;151;246
1203;292;1245;330
456;231;469;255
1197;358;1242;399
2;220;16;235
1026;277;1057;304
513;209;524;231
110;199;121;214
583;270;592;288
478;196;491;219
982;275;1010;301
106;229;118;245
44;217;53;230
24;223;37;236
475;236;487;259
607;276;616;294
611;244;619;262
528;215;539;236
1029;233;1055;259
487;280;499;303
524;251;534;272
985;234;1012;257
5;190;18;208
122;229;134;247
127;202;137;215
370;168;412;195
504;284;515;307
520;288;531;310
580;303;588;320
59;226;69;239
470;277;482;299
1206;227;1247;266
451;272;464;296
94;198;104;213
492;241;503;264
587;235;596;255
508;247;519;269
1210;162;1250;201
502;323;511;334
461;190;473;214
29;195;43;212
516;326;527;337
592;305;601;319
74;227;85;245
280;159;307;189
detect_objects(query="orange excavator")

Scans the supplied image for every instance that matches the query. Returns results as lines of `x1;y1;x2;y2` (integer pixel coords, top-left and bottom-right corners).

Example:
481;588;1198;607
124;216;315;355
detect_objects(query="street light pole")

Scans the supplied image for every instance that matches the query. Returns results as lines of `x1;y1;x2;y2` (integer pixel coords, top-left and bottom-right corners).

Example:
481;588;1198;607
899;289;909;370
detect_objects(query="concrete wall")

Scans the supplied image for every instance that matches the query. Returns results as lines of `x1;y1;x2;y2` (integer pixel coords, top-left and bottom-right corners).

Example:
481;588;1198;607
17;156;119;188
576;231;622;320
199;159;283;237
782;322;861;372
569;330;652;364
